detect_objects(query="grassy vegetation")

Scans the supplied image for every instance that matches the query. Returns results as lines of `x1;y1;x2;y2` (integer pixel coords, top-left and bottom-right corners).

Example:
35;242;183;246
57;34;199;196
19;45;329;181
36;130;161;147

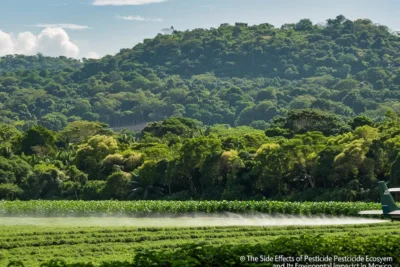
1;222;399;266
132;234;400;267
0;200;385;217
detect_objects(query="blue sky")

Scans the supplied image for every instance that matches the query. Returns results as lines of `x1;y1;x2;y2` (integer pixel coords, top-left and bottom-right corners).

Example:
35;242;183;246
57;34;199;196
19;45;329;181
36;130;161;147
0;0;399;58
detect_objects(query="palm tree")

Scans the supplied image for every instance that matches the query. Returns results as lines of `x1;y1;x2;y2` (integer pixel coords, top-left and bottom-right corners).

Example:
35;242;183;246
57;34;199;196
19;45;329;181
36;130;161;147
56;150;75;166
26;154;41;166
117;133;135;146
127;173;164;200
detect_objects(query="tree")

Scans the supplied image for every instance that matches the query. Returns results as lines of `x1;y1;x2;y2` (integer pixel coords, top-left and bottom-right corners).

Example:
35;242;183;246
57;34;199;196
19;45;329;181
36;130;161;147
100;154;125;177
40;113;67;131
256;88;277;101
283;132;327;189
75;135;118;179
9;157;32;185
283;109;351;136
21;125;56;156
295;19;313;32
0;157;16;184
0;184;23;200
219;150;246;200
0;124;22;156
265;127;290;138
63;165;88;199
23;164;65;199
60;121;108;144
250;120;269;130
253;143;292;197
333;139;372;186
178;136;222;194
102;172;131;199
349;116;373;130
128;160;164;200
199;152;222;196
142;117;201;138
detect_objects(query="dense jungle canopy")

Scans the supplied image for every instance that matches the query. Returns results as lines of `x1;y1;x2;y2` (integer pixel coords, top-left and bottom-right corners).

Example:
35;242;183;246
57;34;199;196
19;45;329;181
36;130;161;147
1;15;400;201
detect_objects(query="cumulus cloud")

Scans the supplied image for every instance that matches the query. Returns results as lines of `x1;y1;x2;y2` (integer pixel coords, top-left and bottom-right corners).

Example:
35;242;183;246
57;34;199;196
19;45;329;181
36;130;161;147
0;31;14;56
33;24;90;30
117;15;162;22
0;28;80;58
93;0;167;6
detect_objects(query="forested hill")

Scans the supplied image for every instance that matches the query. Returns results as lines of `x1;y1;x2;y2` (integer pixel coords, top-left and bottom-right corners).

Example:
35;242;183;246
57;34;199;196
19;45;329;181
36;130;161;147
1;15;400;130
0;54;82;72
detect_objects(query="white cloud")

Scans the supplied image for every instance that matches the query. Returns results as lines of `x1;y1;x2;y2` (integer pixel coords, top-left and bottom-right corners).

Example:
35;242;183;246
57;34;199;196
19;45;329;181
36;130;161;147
0;28;80;58
37;28;80;58
0;31;14;56
33;24;90;30
93;0;167;6
117;15;162;22
87;51;101;59
14;32;37;54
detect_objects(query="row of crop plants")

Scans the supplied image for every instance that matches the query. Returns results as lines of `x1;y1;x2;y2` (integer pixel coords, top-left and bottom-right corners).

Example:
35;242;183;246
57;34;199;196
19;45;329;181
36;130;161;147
6;233;399;266
0;200;383;216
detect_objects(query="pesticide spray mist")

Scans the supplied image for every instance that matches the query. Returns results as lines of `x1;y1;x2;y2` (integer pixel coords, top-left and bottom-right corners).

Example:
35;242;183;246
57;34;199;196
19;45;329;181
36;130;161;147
0;213;386;227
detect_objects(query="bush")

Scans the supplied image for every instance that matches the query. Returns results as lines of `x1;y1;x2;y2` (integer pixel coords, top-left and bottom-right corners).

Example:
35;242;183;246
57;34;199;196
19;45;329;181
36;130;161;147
0;183;22;200
81;181;106;200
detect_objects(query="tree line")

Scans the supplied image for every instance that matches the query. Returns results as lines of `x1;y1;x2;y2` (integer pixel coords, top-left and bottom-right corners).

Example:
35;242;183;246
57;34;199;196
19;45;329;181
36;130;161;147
1;111;399;202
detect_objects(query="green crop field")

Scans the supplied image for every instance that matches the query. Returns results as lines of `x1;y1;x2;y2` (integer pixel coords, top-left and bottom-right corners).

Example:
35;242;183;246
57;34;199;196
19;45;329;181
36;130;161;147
0;200;385;217
1;200;398;266
0;216;399;266
1;221;399;266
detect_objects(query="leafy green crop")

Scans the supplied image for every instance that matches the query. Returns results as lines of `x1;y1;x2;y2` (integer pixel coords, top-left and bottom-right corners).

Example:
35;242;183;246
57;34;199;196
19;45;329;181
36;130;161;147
132;234;400;267
4;231;399;266
0;200;383;217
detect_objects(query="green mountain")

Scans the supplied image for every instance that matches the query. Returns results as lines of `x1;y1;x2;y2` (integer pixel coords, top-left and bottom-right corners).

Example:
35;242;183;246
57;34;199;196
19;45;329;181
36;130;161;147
1;15;400;130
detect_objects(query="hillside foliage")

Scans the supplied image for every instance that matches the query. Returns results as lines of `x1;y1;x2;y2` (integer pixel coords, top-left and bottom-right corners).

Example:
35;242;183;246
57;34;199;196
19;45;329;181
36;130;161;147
2;15;400;201
1;16;400;130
